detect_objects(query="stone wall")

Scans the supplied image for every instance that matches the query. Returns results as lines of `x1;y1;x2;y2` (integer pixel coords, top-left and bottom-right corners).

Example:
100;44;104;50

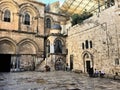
0;0;45;71
0;0;45;35
66;5;120;75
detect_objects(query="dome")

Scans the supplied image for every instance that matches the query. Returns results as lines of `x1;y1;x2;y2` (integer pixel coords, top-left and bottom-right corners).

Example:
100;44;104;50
51;24;62;30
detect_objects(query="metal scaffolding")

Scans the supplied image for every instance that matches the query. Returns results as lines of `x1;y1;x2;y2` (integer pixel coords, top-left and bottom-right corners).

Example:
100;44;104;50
60;0;114;15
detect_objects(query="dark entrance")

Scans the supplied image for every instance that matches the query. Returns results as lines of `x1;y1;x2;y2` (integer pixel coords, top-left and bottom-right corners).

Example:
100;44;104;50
86;61;90;73
55;59;65;71
0;54;11;72
70;55;73;70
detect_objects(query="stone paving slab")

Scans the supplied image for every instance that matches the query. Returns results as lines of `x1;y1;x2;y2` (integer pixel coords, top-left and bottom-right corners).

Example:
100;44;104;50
0;71;120;90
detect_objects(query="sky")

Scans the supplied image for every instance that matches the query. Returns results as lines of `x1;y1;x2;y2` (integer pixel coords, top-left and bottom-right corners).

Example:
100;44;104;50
37;0;65;5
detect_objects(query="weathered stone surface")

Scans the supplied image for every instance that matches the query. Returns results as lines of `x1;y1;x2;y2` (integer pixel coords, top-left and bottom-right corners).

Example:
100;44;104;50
0;71;120;90
66;5;120;76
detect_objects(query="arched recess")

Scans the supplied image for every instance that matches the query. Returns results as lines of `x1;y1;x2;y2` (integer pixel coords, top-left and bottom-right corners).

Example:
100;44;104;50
55;57;65;71
18;39;39;54
46;39;50;53
45;15;54;28
54;38;65;53
19;3;40;32
0;1;19;21
0;37;17;54
82;51;94;73
19;3;39;22
45;15;54;34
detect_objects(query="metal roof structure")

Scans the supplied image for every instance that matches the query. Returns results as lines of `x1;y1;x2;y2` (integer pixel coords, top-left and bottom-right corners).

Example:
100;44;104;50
60;0;114;15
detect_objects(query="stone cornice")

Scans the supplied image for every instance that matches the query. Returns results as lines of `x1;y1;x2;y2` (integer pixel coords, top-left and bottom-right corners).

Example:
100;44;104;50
0;29;44;38
45;11;67;17
47;33;67;37
48;53;67;56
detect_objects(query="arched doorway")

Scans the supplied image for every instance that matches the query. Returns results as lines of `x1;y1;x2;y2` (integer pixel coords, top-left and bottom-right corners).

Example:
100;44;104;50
17;39;38;71
83;52;93;73
55;58;65;71
0;39;16;72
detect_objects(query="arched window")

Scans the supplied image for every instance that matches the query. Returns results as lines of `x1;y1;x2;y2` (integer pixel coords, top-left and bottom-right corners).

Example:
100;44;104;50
4;10;11;22
90;41;92;48
85;40;89;49
84;53;89;58
46;18;51;28
24;13;30;25
115;58;119;65
82;43;84;50
54;40;62;53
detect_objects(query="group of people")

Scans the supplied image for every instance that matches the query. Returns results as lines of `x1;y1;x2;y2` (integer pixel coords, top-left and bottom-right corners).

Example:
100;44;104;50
88;68;105;78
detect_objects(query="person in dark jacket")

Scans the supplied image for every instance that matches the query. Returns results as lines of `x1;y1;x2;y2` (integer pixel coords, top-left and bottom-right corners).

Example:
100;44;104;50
89;67;94;77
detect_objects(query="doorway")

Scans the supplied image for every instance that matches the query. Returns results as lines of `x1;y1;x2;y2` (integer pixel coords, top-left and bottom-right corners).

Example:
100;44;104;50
55;58;65;71
83;52;93;73
70;55;73;70
86;61;90;73
0;54;11;72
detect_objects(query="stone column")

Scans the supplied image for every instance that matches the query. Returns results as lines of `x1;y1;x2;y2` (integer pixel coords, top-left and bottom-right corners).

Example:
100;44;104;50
11;55;16;71
50;44;54;53
18;13;22;31
36;17;39;34
16;55;20;71
32;55;36;71
60;21;66;34
1;11;4;21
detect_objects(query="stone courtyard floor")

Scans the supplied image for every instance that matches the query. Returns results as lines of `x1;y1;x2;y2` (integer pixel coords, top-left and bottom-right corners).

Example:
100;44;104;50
0;71;120;90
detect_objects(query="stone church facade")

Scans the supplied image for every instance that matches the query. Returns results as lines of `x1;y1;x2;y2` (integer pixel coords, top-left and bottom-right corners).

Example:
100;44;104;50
0;0;120;77
0;0;67;72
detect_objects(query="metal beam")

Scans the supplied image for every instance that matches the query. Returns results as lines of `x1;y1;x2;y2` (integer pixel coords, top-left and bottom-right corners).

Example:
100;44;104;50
72;0;84;14
88;2;97;12
60;0;106;15
80;0;92;14
65;0;75;12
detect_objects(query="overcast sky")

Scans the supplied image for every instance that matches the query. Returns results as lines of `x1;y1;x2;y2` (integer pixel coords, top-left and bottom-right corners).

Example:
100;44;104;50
37;0;65;5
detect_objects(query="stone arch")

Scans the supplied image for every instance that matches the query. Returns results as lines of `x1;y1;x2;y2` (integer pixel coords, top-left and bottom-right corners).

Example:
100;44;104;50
0;37;17;54
55;57;65;71
54;38;65;46
18;39;39;54
54;38;65;53
0;1;19;21
19;3;40;32
19;3;39;17
0;1;19;11
82;51;94;73
45;15;54;28
46;39;50;45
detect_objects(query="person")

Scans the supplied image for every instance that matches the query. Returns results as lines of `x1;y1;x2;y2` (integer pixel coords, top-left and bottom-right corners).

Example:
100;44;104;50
94;69;99;77
99;70;105;78
114;72;118;80
89;67;94;77
65;63;69;71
